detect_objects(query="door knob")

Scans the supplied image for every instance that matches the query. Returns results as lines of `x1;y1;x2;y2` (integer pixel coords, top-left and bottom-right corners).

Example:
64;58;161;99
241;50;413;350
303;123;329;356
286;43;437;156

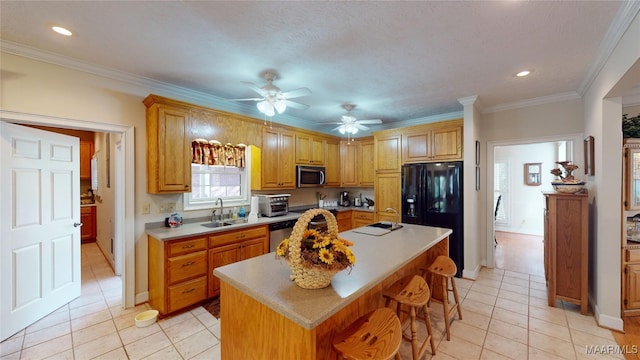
74;222;83;227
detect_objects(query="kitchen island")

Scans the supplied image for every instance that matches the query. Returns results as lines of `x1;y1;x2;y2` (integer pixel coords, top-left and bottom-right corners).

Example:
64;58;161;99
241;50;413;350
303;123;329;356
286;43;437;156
214;223;451;359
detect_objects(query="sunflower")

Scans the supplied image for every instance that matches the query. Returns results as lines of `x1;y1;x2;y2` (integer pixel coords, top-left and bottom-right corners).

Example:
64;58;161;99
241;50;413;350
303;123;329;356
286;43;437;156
318;248;334;264
312;236;331;249
276;239;289;256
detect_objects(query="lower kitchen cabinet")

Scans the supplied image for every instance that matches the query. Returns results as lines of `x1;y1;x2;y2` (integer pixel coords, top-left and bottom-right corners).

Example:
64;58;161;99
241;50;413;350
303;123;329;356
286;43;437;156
623;246;640;316
208;225;268;297
148;235;208;315
352;210;374;229
148;225;269;316
80;206;96;243
336;210;352;232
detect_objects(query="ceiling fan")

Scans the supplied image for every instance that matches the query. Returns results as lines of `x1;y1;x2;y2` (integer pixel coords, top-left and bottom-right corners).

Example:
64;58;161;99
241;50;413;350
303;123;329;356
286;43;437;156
330;104;382;136
227;71;311;117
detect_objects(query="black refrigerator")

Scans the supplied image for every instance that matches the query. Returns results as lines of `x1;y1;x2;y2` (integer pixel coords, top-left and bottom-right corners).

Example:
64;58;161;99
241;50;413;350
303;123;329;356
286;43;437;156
402;162;463;277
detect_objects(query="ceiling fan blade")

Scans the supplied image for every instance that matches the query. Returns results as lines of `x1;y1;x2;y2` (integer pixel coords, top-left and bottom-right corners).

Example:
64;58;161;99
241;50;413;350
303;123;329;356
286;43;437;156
331;125;344;131
283;100;309;110
281;87;312;99
240;81;266;96
226;97;264;102
355;123;370;131
358;119;382;124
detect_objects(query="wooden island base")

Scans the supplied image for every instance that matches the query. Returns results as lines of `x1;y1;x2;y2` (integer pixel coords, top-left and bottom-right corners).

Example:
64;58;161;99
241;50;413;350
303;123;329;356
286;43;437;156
220;237;448;359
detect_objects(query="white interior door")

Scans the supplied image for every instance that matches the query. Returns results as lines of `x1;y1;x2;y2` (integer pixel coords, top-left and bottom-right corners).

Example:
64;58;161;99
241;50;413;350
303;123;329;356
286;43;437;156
1;123;81;341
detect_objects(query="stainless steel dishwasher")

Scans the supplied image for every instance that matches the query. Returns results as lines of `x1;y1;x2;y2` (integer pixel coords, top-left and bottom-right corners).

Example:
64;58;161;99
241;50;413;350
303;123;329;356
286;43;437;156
268;219;298;252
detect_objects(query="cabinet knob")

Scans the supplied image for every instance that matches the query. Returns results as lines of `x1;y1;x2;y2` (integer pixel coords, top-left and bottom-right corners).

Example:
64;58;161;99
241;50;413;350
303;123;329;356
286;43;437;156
182;261;195;267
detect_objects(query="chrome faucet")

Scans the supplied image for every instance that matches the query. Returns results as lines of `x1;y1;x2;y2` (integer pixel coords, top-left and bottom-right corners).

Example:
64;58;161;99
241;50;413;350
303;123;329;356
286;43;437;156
210;209;217;223
216;198;224;220
385;207;399;227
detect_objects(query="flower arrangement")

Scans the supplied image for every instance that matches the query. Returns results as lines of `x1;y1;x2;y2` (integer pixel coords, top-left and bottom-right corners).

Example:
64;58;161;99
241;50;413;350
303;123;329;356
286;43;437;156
276;208;356;289
276;228;356;271
550;161;579;183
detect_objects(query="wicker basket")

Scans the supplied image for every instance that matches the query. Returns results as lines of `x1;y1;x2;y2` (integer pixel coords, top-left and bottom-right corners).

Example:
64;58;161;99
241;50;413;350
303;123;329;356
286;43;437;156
287;208;344;289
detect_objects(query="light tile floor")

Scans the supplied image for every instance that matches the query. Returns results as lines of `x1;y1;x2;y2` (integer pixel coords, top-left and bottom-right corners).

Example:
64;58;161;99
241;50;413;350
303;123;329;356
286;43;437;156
0;243;625;359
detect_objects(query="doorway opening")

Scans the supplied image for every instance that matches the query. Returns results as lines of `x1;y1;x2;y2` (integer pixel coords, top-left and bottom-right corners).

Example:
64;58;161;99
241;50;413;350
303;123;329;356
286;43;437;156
0;112;135;310
486;133;584;274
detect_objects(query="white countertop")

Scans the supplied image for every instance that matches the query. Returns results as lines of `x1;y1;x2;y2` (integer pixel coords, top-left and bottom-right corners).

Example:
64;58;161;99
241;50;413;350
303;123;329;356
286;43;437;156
213;223;452;329
146;212;303;241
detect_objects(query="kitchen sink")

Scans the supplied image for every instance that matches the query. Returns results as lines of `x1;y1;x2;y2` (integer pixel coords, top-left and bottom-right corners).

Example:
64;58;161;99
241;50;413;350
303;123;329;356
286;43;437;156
368;222;403;231
223;218;249;225
201;221;229;228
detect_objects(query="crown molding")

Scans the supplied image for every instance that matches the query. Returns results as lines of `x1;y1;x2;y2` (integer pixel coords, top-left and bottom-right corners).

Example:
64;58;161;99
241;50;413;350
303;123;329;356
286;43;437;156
578;1;640;96
0;40;308;127
482;92;581;114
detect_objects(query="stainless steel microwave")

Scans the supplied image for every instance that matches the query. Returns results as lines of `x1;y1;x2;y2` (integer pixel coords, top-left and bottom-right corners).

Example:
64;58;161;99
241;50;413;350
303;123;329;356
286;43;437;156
297;165;326;187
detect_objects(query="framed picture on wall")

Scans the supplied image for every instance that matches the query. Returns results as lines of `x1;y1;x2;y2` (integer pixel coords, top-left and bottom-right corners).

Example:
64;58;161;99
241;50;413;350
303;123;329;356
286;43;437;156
524;162;542;186
584;136;594;176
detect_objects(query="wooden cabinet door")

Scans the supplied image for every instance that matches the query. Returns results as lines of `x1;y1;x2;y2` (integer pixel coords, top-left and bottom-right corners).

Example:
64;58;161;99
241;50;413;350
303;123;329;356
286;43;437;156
262;128;281;188
626;264;640;310
241;238;267;261
325;139;340;187
80;141;93;180
375;134;402;173
358;139;375;187
262;128;295;189
375;173;401;223
146;102;192;193
336;211;352;232
80;206;96;242
432;126;462;160
295;133;326;165
624;141;640;210
403;131;431;163
340;141;357;186
279;130;296;188
209;244;240;297
295;133;312;164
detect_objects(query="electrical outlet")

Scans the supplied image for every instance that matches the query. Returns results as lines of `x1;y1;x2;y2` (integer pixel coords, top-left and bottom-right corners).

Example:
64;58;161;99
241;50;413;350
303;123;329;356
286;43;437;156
142;203;150;214
159;203;166;213
167;202;176;212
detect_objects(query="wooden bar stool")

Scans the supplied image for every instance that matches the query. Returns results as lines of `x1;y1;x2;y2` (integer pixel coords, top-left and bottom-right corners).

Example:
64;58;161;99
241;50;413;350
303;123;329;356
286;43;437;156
382;275;436;359
426;255;462;341
332;307;402;360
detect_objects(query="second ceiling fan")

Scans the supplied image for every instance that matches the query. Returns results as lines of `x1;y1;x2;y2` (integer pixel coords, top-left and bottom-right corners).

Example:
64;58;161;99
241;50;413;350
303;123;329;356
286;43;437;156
331;104;382;135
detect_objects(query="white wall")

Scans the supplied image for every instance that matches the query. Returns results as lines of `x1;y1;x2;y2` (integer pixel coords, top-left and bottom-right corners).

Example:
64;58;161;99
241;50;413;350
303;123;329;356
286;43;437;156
582;10;640;330
494;142;559;236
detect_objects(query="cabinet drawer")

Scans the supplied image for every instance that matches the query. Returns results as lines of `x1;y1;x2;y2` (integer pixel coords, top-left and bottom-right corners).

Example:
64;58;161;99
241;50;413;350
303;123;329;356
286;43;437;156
167;276;207;313
353;211;374;220
209;225;268;247
168;238;207;257
336;211;351;220
627;248;640;263
167;251;207;284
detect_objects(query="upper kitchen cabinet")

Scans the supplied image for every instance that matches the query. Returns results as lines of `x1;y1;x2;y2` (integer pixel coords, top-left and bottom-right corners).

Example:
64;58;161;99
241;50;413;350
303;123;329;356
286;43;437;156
340;137;374;187
373;131;402;173
325;138;341;187
79;141;94;180
295;132;326;165
402;119;463;163
144;95;192;194
624;139;640;210
262;127;296;189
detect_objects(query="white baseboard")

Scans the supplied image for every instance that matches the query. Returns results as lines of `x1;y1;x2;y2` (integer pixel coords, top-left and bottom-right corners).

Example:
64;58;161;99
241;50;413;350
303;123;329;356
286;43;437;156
135;291;149;306
594;303;623;332
463;264;480;280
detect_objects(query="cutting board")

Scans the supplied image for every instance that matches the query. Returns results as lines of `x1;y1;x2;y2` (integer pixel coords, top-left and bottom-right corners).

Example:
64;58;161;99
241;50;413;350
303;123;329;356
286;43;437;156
352;227;391;236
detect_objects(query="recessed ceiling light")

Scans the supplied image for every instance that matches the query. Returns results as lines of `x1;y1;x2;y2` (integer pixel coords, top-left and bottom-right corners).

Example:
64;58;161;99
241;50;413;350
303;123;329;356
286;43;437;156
516;70;532;77
52;26;72;36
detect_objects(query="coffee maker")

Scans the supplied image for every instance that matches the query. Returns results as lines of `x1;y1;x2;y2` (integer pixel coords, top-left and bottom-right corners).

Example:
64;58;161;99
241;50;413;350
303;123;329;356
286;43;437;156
339;191;351;207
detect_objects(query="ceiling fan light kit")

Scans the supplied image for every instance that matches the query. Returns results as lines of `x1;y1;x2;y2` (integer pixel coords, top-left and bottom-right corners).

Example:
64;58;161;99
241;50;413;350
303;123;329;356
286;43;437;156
228;70;311;118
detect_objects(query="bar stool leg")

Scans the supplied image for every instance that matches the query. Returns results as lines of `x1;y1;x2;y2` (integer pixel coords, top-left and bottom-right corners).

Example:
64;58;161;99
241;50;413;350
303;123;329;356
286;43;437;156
422;304;436;355
451;277;462;320
409;306;419;360
441;275;452;341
